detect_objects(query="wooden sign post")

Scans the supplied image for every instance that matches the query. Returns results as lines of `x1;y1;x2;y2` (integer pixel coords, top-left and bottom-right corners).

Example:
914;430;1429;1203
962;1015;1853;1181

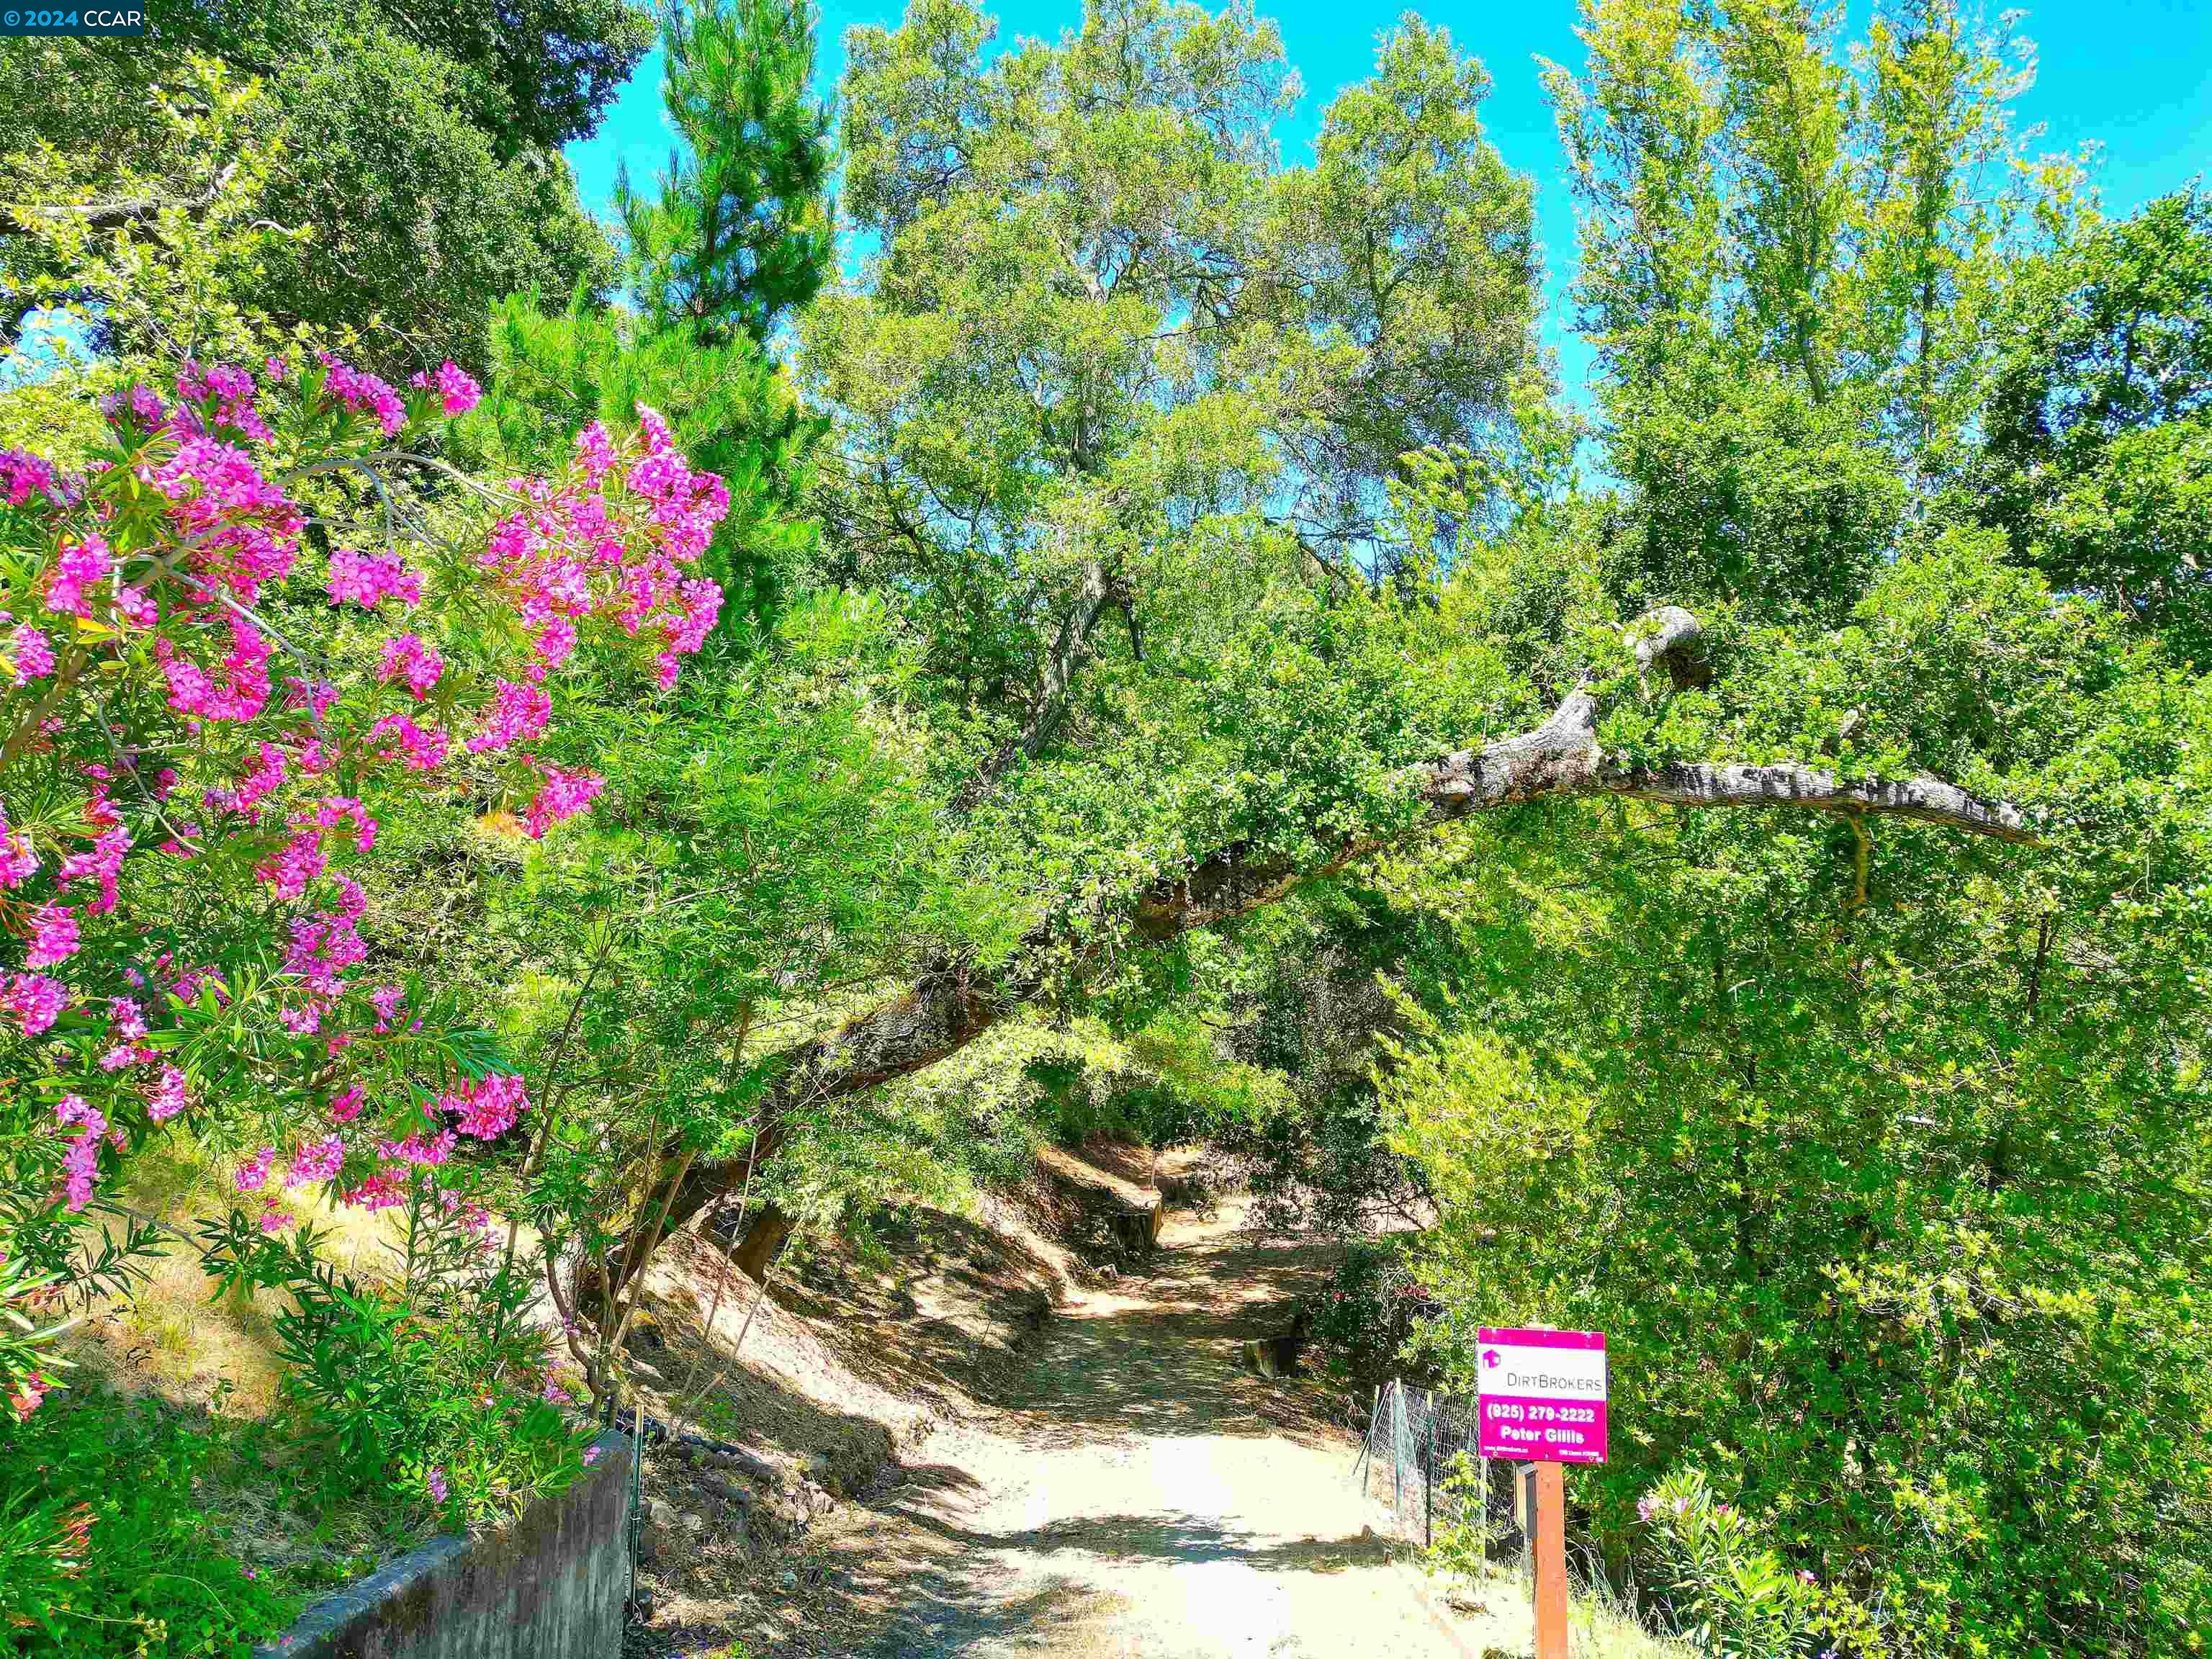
1476;1328;1609;1659
1534;1460;1568;1659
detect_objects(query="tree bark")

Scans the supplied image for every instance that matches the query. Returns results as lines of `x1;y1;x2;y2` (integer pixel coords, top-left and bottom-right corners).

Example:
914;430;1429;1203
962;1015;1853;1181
607;640;2034;1299
953;559;1115;811
729;1201;796;1280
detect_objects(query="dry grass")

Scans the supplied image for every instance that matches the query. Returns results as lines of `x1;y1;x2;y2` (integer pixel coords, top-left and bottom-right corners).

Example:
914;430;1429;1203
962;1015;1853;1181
55;1138;408;1416
44;1139;437;1585
1429;1553;1694;1659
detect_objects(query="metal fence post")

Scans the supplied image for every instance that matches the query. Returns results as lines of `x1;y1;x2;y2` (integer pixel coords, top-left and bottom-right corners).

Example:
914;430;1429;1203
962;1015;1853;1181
1390;1380;1403;1533
626;1395;644;1611
1352;1383;1380;1493
1425;1395;1436;1549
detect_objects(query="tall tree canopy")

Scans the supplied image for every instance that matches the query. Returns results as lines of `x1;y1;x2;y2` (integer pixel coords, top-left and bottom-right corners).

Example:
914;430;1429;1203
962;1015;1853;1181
0;0;646;381
806;0;1540;781
1968;186;2212;661
620;0;837;346
161;0;655;153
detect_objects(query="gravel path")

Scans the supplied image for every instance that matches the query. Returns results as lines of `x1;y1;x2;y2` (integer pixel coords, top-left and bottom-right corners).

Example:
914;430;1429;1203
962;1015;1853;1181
806;1199;1528;1658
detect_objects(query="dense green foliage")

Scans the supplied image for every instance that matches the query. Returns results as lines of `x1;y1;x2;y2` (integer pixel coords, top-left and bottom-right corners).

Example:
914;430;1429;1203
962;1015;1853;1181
1;1388;379;1655
1968;188;2212;662
620;0;837;346
3;0;2210;1651
0;4;638;377
160;0;654;153
1365;4;2212;1652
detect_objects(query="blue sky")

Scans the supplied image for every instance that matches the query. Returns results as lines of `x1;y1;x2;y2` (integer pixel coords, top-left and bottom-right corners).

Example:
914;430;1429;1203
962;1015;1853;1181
572;0;2211;398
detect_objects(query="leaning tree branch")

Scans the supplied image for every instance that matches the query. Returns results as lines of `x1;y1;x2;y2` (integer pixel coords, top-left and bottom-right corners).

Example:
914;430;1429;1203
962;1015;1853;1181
9;163;239;232
607;618;2035;1294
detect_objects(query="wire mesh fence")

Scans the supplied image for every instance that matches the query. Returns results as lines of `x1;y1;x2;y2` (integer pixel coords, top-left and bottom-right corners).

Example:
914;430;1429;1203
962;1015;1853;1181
1352;1377;1503;1550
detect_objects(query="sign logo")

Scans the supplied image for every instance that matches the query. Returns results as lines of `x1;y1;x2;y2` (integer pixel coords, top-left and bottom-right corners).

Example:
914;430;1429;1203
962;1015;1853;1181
1475;1326;1608;1465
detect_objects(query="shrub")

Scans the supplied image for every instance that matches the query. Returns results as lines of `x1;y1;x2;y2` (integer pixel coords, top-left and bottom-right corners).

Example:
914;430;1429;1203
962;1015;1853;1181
0;1391;305;1655
197;1186;583;1526
1638;1468;1884;1659
0;353;727;1413
1308;1236;1432;1385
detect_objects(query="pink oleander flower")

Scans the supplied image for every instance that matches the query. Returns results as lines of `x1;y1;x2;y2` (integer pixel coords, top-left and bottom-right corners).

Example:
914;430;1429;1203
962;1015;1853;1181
581;1446;601;1467
284;901;367;997
377;632;444;698
45;535;112;618
361;990;407;1041
58;825;129;914
313;797;378;853
287;1135;344;1187
277;999;324;1035
532;616;577;667
410;361;481;418
523;767;603;839
150;438;300;603
445;1071;527;1140
230;742;287;813
368;714;449;773
257;829;327;900
0;447;58;508
258;1202;295;1234
0;809;38;889
575;421;617;485
148;1064;189;1122
158;614;274;724
54;1094;107;1211
109;997;147;1040
466;679;551;754
9;622;53;687
176;361;273;444
342;1168;407;1210
233;1145;278;1193
328;1084;366;1123
378;1128;457;1168
318;355;406;436
103;383;167;432
328;546;421;610
286;676;341;721
24;904;79;969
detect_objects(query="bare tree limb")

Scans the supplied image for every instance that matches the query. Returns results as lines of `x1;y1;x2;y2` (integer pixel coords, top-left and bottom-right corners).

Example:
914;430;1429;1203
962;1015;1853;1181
9;163;239;231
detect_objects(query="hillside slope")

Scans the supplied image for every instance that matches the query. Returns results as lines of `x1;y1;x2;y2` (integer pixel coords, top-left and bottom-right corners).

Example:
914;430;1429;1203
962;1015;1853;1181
625;1149;1677;1659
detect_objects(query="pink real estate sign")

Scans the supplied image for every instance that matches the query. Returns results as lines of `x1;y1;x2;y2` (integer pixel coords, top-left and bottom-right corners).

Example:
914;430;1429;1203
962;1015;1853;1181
1475;1327;1609;1464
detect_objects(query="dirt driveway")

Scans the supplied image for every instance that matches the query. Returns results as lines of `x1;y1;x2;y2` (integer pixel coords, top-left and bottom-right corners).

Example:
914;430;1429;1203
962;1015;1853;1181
804;1198;1524;1658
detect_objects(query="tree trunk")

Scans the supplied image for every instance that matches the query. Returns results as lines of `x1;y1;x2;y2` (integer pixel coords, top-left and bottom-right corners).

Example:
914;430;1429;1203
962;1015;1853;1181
731;1202;795;1281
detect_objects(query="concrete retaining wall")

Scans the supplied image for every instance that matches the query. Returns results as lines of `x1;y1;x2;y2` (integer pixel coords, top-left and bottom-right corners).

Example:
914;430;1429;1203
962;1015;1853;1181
252;1430;632;1659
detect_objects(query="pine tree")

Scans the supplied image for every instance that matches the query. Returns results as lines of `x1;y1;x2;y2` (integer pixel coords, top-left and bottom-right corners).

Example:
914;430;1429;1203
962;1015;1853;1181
619;0;835;346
